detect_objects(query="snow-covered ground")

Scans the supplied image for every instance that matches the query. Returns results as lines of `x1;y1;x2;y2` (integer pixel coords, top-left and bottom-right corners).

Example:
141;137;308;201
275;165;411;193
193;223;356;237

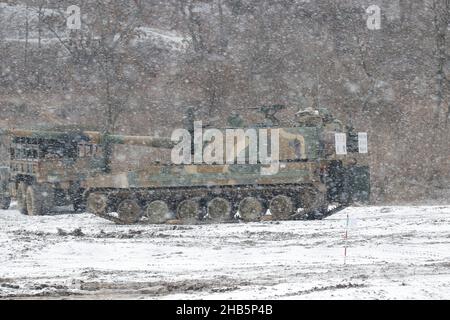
0;2;189;52
0;204;449;299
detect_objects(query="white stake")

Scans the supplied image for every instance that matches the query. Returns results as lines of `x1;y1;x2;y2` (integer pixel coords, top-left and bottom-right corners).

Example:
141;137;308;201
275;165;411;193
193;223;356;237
344;212;349;265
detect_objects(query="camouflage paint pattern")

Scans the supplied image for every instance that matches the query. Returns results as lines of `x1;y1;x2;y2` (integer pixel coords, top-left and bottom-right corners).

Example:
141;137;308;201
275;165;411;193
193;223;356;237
82;161;319;190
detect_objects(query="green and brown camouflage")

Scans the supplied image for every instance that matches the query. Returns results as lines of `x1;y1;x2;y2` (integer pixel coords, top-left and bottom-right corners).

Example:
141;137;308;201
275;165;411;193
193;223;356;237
81;107;370;224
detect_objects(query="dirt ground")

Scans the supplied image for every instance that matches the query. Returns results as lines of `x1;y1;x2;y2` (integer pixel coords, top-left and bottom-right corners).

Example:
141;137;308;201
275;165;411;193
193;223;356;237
0;204;449;299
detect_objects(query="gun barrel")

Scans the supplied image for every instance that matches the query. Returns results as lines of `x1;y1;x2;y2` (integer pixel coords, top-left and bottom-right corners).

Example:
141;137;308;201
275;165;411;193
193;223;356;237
84;132;175;149
0;129;175;149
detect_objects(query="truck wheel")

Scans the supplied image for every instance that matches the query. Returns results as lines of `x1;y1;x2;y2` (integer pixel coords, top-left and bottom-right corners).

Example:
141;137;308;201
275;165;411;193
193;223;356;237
0;196;11;210
239;197;263;222
207;197;231;222
269;195;294;220
177;200;199;222
145;200;170;224
17;182;28;215
87;193;108;215
117;199;142;224
26;185;45;216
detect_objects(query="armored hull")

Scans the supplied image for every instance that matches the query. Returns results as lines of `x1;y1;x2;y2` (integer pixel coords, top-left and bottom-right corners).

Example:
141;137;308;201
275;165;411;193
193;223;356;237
82;121;370;224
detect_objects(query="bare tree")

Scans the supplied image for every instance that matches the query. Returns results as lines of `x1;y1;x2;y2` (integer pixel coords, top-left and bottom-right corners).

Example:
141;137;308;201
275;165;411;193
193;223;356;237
24;3;29;83
431;0;450;124
171;0;232;116
40;0;145;171
36;0;44;88
41;1;144;132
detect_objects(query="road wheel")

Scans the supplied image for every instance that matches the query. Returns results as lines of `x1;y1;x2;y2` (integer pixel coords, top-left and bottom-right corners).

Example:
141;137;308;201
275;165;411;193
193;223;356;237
87;192;108;215
207;197;231;222
26;185;46;216
269;195;294;220
17;182;28;215
145;200;170;224
0;195;11;210
177;200;199;222
239;197;263;222
117;199;142;224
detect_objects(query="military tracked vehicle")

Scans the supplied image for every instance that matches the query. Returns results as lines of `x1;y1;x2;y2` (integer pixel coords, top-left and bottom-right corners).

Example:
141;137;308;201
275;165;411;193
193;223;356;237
83;106;370;224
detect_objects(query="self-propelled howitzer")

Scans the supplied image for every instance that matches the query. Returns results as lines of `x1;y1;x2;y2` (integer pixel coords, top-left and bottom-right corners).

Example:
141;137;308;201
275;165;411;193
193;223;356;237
81;109;371;225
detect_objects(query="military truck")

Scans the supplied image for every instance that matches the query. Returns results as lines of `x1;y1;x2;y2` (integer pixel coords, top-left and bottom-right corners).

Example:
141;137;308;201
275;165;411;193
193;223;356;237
82;106;370;224
0;129;174;216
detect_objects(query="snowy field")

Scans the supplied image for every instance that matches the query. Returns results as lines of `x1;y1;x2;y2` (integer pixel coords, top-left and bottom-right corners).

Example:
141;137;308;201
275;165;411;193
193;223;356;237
0;204;449;300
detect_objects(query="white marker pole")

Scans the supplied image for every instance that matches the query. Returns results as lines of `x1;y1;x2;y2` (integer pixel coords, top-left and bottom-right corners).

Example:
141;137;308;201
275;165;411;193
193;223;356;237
344;212;349;265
